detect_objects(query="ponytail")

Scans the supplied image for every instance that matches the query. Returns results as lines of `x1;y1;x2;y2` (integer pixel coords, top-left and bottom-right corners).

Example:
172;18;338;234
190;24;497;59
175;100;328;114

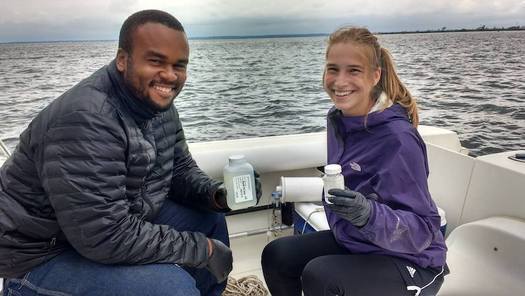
379;48;419;127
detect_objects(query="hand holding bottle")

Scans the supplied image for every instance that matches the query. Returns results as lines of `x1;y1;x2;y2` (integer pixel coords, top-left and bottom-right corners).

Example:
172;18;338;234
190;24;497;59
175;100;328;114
213;185;231;212
326;188;372;227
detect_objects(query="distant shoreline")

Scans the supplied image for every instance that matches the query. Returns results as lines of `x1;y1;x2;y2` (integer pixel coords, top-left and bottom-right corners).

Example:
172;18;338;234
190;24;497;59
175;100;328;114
191;33;326;40
1;27;523;44
378;26;525;35
192;27;525;39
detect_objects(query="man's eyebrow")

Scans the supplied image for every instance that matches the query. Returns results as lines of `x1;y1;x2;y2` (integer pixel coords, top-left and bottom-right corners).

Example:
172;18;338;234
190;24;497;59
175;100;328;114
144;50;189;64
144;50;167;59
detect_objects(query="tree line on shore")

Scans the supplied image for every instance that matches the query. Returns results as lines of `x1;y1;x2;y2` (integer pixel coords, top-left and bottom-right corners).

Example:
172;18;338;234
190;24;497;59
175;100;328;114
380;25;524;35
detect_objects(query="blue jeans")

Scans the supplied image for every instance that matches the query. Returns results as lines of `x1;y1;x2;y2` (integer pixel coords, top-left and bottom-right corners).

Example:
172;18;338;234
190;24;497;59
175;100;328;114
2;200;229;296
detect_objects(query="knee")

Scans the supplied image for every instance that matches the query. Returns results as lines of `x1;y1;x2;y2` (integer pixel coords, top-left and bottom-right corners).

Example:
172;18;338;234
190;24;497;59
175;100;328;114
261;237;294;271
213;212;227;227
208;212;229;242
302;257;335;292
302;257;325;282
203;211;227;230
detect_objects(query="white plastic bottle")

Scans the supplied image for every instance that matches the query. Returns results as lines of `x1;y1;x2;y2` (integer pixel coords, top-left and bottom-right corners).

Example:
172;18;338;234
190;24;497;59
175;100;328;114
223;155;257;210
323;164;345;204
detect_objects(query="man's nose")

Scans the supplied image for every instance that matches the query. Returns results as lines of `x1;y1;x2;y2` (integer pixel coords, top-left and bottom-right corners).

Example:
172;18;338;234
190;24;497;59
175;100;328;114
160;66;178;82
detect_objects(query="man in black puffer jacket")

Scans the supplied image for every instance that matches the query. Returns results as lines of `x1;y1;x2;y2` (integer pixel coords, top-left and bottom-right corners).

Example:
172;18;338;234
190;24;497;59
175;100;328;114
0;10;244;296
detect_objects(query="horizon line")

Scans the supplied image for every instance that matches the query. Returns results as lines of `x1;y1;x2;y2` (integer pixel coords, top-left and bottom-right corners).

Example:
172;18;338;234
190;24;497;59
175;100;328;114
1;26;523;44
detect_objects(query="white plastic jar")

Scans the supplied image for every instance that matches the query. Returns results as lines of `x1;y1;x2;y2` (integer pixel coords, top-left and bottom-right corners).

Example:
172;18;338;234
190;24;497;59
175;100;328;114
323;164;345;204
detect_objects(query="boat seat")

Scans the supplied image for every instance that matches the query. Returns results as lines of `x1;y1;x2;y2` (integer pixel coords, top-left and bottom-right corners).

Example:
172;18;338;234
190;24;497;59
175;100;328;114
438;216;525;295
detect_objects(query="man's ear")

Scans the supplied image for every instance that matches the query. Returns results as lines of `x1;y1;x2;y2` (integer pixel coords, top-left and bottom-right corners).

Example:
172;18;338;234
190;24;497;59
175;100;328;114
116;48;128;72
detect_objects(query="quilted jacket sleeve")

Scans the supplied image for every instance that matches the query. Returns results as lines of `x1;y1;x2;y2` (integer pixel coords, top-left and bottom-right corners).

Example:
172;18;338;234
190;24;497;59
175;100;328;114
41;110;210;267
167;108;223;210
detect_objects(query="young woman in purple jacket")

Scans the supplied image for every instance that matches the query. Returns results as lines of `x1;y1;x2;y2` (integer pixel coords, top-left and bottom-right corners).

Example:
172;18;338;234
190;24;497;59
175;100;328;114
262;27;448;296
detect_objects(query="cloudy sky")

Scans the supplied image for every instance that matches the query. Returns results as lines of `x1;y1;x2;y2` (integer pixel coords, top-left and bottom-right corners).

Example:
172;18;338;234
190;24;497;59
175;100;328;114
1;0;524;42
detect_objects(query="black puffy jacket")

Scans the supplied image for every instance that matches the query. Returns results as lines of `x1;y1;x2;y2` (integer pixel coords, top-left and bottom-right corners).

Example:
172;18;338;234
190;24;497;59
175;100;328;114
0;61;221;278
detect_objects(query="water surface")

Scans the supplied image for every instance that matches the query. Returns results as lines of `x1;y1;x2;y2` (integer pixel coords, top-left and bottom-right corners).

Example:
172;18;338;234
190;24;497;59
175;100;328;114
0;31;523;156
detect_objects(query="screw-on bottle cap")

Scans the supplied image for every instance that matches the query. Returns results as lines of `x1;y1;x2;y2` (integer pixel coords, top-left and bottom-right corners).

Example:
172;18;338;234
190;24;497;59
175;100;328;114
229;154;246;165
324;164;342;175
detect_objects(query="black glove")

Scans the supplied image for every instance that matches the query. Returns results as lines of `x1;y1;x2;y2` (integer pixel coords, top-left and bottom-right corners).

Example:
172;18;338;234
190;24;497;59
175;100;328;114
206;239;233;283
254;170;262;204
326;188;372;227
213;185;231;212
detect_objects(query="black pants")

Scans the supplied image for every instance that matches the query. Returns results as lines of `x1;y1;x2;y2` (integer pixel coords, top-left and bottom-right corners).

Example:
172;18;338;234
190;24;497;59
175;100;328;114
261;230;447;296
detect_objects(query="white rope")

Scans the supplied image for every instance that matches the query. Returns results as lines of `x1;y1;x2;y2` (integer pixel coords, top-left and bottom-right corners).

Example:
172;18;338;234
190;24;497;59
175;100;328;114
223;275;269;296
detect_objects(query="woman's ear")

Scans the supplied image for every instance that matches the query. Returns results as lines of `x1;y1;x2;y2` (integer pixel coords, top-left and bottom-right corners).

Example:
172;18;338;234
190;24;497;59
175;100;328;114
373;67;381;86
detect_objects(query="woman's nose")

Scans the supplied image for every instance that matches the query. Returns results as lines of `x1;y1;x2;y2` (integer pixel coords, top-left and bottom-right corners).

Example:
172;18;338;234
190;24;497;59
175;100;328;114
334;73;349;86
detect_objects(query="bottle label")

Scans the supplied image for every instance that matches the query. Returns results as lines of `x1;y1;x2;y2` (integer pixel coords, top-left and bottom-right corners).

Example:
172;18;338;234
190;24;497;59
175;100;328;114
232;174;254;203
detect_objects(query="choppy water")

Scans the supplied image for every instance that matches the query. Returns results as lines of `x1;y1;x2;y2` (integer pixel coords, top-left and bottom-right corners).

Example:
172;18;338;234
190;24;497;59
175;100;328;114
0;31;524;156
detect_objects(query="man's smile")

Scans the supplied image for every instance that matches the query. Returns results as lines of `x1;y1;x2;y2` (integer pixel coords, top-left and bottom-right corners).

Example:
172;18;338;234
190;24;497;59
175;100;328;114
152;83;176;98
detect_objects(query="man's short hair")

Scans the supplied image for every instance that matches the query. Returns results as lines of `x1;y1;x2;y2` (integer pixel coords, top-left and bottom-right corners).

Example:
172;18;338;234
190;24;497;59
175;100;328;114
118;9;185;53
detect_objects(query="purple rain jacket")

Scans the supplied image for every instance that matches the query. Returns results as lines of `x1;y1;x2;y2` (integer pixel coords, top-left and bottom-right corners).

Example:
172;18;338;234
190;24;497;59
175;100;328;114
325;103;447;268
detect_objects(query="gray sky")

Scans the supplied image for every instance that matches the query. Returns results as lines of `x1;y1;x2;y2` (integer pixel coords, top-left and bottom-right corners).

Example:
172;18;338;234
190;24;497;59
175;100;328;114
1;0;524;42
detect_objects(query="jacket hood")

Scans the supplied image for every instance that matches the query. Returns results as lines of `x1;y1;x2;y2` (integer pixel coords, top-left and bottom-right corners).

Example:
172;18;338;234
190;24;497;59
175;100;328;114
107;59;158;121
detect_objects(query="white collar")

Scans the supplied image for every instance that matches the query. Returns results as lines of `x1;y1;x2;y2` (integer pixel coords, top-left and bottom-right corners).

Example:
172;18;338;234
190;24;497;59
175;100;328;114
369;92;393;114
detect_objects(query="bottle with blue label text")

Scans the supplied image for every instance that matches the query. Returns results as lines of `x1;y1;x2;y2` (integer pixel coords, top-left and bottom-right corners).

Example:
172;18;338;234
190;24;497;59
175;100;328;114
223;155;257;210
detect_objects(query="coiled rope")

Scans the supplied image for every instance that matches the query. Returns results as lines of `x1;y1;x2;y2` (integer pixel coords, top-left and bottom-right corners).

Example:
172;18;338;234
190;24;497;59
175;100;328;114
223;275;269;296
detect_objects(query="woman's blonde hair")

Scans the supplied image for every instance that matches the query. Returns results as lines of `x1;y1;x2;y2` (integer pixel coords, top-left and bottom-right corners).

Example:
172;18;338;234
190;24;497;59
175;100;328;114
326;26;419;127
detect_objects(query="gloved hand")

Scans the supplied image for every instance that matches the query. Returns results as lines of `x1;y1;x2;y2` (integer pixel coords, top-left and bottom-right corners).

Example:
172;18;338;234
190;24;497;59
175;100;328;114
206;238;233;283
254;170;262;204
213;185;231;212
326;188;373;227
